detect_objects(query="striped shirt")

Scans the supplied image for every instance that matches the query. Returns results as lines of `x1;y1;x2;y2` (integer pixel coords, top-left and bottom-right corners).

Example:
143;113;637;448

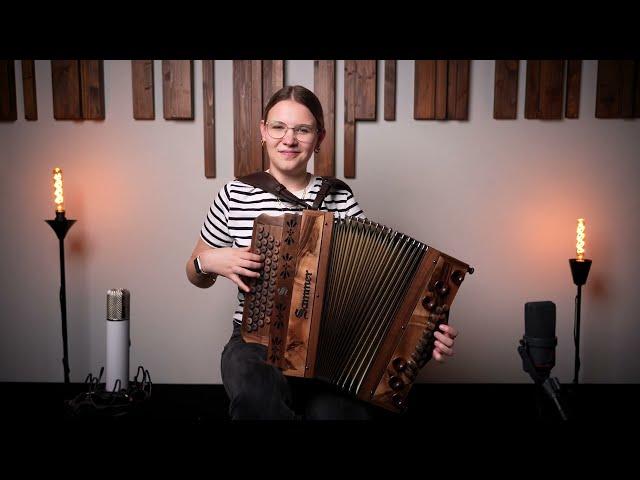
200;175;366;326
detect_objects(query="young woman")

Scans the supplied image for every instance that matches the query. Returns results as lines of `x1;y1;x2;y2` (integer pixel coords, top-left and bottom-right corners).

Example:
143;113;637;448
186;85;458;420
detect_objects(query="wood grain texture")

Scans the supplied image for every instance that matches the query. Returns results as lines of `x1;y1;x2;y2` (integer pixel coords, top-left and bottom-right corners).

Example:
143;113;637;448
0;60;17;121
447;60;470;120
51;60;82;120
435;60;448;120
233;60;263;177
314;60;335;176
538;60;564;120
384;60;396;121
524;60;541;119
131;60;155;120
162;60;193;120
414;60;436;119
344;60;357;178
635;61;640;118
203;60;215;178
80;60;105;120
355;60;377;120
262;60;284;169
565;60;582;118
493;60;519;119
21;60;37;120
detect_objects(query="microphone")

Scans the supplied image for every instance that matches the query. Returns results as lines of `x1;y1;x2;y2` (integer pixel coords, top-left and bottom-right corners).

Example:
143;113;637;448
106;289;130;392
522;301;557;379
518;301;568;420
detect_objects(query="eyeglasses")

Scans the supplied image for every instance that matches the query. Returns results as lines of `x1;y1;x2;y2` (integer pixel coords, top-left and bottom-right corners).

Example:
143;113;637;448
266;121;319;143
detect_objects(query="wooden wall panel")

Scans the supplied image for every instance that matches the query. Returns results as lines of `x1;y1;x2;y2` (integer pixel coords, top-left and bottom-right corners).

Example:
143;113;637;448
233;60;263;177
314;60;335;176
619;60;636;118
21;60;37;121
565;60;581;118
493;60;519;119
344;60;357;178
261;60;284;169
203;60;215;178
525;60;564;120
414;61;436;119
162;60;193;120
132;60;155;120
0;60;17;121
635;61;640;118
51;60;82;120
384;60;396;121
435;60;448;120
355;60;376;120
447;60;470;120
524;60;541;119
538;60;564;119
80;60;105;120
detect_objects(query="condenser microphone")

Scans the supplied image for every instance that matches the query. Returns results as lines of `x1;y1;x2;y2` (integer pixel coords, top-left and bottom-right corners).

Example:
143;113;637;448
106;289;130;392
522;301;557;379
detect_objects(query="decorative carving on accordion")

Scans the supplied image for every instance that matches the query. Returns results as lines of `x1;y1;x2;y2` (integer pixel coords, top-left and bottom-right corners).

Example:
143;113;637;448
241;211;473;413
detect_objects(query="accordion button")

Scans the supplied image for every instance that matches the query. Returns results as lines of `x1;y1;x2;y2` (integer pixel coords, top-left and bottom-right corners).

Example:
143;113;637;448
389;376;404;391
261;239;268;246
439;285;450;296
259;305;265;312
264;266;271;273
451;270;465;285
266;318;271;324
258;226;264;233
258;319;264;327
442;304;450;313
266;250;272;257
257;233;263;240
433;280;444;291
265;258;271;266
266;308;272;315
422;296;434;310
274;248;279;255
268;235;274;242
247;317;253;325
392;357;407;372
392;393;405;409
275;240;280;247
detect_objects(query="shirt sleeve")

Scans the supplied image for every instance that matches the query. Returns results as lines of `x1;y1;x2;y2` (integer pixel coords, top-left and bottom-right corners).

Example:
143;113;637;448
344;192;366;219
200;183;234;248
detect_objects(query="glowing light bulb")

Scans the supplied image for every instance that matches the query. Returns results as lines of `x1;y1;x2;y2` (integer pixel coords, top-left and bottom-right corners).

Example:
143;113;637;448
576;218;585;261
53;167;64;213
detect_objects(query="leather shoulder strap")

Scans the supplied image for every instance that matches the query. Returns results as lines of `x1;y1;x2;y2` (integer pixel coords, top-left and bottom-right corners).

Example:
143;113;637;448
236;172;310;209
311;176;353;210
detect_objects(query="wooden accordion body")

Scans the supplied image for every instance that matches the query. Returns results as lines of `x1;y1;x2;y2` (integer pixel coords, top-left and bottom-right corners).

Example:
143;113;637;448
241;211;472;412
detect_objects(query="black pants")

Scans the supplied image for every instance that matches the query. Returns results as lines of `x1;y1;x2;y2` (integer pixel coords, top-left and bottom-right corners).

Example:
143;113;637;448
220;324;375;420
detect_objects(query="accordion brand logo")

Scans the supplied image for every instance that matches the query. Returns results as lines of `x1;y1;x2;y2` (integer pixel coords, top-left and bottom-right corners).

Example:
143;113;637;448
295;270;313;319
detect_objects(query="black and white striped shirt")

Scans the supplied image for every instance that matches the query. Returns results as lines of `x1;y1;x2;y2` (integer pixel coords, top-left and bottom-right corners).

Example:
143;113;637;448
200;176;365;326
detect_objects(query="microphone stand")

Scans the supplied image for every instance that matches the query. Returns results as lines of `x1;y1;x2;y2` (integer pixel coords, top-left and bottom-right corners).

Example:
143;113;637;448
518;339;568;421
46;210;76;383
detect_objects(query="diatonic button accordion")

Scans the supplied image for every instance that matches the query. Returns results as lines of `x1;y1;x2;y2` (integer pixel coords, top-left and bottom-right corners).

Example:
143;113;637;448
242;211;473;412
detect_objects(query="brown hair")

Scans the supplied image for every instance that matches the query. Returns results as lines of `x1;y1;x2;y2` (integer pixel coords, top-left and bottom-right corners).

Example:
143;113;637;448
263;85;325;131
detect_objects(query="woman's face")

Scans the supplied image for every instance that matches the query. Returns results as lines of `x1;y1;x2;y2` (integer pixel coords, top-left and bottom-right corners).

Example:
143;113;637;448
260;99;324;175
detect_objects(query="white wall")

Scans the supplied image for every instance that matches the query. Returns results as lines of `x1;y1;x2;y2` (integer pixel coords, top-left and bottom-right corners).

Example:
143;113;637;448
1;60;638;384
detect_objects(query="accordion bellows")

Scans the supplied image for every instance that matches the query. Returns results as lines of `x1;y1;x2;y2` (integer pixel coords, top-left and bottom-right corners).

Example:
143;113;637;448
242;211;472;412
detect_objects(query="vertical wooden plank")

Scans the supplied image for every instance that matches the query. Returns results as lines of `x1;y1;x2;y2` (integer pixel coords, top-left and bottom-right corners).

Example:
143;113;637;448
414;60;436;119
635;61;640;118
355;60;377;120
262;60;284;108
565;60;582;119
384;60;396;121
525;60;541;119
493;60;519;119
435;60;448;120
0;60;17;122
538;60;564;120
233;61;262;177
619;60;636;118
596;60;624;118
453;60;470;120
262;60;284;169
51;60;82;120
203;60;215;178
250;60;264;171
80;60;105;120
131;60;155;120
162;60;193;120
344;60;357;178
314;60;335;177
21;60;37;121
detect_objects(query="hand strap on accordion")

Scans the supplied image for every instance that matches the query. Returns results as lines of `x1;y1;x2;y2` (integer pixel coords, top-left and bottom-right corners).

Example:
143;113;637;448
236;172;353;211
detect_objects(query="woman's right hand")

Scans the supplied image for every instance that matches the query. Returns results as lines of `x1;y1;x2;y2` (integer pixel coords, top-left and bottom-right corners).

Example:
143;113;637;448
199;246;263;293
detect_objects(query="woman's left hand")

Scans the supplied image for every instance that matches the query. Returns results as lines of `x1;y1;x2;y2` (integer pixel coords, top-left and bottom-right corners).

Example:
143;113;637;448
433;324;458;363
